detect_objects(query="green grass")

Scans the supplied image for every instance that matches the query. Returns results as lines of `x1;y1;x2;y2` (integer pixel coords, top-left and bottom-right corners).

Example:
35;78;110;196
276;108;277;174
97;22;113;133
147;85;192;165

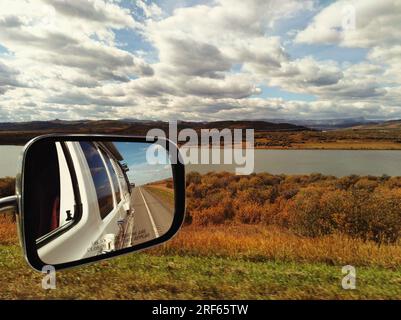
1;244;400;299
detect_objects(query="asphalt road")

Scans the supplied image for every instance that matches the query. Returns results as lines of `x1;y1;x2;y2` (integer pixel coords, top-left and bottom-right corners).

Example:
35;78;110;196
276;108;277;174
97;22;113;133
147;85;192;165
118;186;174;248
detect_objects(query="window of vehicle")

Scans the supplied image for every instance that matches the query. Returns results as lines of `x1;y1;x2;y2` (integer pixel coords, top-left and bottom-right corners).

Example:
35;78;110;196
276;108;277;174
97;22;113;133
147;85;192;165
29;141;83;249
80;142;114;219
27;140;61;240
100;149;121;204
113;159;129;196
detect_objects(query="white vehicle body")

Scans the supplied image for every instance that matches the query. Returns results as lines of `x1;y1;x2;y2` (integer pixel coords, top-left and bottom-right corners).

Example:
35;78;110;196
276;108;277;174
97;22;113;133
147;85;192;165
37;141;132;265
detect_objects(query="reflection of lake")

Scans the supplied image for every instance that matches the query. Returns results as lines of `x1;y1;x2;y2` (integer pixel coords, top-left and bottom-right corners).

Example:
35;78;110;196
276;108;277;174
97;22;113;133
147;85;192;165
2;146;401;179
0;146;22;178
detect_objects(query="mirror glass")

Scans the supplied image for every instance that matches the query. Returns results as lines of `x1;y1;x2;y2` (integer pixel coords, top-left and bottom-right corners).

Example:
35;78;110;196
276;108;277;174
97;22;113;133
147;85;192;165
23;140;175;265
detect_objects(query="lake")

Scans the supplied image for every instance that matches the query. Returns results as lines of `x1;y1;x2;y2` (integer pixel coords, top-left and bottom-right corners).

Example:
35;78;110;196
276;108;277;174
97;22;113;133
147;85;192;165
1;145;401;178
187;149;401;177
0;145;23;178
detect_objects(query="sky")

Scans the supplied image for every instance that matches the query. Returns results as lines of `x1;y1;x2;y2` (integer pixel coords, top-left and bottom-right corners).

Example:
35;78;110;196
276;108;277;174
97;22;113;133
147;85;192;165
0;0;400;122
115;141;172;185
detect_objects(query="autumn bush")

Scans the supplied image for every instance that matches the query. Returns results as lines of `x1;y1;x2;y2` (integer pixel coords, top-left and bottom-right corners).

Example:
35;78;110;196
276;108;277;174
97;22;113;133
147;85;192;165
0;177;15;198
185;172;401;244
0;214;18;245
0;177;17;245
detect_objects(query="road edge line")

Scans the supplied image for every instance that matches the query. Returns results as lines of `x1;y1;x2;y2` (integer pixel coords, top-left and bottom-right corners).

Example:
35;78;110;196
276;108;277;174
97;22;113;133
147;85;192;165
138;187;160;238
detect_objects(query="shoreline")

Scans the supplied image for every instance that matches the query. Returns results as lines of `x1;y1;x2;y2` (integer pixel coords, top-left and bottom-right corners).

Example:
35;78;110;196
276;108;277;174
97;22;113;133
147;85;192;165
2;143;401;151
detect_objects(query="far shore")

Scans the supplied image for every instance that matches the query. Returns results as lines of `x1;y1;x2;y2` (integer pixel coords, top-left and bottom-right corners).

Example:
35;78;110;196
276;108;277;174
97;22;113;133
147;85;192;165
1;129;401;151
2;140;401;151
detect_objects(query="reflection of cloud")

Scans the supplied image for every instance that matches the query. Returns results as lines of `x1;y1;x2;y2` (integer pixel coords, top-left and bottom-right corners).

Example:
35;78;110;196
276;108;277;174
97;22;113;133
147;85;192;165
127;162;172;186
114;141;172;185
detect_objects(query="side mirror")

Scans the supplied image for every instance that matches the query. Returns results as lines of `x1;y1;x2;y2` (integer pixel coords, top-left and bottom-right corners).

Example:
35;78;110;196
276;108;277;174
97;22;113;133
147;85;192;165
3;134;185;271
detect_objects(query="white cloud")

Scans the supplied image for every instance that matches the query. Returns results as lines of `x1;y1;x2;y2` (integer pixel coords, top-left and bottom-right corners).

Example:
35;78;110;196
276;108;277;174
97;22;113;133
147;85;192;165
0;0;400;122
42;0;138;29
135;0;163;19
295;0;401;48
0;60;21;95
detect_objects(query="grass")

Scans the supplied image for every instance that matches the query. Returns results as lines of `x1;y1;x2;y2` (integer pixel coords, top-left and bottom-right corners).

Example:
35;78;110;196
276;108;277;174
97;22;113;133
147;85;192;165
0;221;400;299
150;225;401;268
1;243;401;299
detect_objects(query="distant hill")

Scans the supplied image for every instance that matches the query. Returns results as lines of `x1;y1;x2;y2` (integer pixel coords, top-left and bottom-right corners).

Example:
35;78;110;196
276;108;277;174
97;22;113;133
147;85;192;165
350;119;401;130
264;117;379;130
0;119;312;145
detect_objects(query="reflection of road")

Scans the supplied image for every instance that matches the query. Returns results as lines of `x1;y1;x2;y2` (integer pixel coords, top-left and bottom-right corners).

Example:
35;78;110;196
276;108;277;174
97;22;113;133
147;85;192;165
121;186;173;247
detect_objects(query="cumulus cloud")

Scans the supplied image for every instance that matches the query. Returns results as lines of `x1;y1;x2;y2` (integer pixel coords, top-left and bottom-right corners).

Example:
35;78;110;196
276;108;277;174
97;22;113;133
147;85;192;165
144;0;307;77
0;28;153;82
293;0;401;109
135;0;163;19
0;61;21;95
156;37;232;78
42;0;137;28
0;0;400;121
295;0;401;48
182;75;261;99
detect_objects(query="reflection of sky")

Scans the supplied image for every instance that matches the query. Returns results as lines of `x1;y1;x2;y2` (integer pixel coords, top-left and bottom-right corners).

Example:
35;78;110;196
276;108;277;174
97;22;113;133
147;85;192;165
80;142;113;200
114;142;172;186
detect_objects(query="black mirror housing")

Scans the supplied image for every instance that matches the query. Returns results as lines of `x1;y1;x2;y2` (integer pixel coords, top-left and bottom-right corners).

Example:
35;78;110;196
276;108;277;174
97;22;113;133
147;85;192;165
12;134;185;271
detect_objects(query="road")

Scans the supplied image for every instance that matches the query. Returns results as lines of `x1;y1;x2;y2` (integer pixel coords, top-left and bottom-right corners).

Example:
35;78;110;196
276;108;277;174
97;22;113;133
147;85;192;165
117;186;174;248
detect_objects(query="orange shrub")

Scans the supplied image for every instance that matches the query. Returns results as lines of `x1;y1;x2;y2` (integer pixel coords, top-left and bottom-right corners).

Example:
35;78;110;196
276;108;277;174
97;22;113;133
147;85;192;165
185;172;401;244
191;198;234;226
288;187;348;237
0;214;18;245
234;202;264;224
0;177;15;198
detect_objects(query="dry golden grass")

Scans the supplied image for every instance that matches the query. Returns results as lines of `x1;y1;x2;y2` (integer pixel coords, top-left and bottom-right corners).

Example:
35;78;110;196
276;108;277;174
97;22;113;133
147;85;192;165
150;224;401;269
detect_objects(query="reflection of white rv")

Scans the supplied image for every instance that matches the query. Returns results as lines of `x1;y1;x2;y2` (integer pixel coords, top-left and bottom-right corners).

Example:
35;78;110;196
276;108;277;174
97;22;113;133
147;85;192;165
36;141;132;265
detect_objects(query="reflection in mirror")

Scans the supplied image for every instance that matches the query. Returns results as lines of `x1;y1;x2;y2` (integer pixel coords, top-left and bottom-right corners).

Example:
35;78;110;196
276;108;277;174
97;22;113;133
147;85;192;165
24;140;174;265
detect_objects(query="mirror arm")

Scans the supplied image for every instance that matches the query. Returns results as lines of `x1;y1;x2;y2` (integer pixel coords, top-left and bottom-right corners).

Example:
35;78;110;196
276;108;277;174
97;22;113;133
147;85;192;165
0;195;18;213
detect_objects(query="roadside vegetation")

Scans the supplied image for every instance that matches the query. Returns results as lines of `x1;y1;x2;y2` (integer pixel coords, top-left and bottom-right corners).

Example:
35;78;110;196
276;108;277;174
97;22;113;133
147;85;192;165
185;172;401;245
144;180;175;210
0;173;400;299
0;177;15;198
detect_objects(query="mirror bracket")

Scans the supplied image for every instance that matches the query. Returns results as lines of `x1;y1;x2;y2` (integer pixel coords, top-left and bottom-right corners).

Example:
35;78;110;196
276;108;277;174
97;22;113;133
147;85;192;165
0;195;18;214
